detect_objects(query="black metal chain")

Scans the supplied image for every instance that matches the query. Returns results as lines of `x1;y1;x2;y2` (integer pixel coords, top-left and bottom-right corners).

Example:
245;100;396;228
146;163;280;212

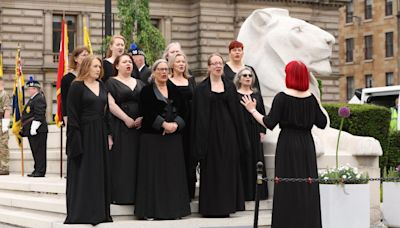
261;177;400;184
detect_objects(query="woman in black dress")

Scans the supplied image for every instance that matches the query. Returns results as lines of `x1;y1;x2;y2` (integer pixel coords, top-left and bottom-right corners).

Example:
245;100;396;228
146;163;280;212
106;54;144;205
135;59;190;219
234;67;268;201
103;35;126;82
223;40;261;92
192;53;247;217
64;56;112;225
167;52;197;199
241;61;327;228
61;46;89;125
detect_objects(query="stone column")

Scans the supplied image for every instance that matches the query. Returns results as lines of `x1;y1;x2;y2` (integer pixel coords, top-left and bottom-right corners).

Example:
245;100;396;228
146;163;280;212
43;80;53;123
164;16;172;44
43;10;53;66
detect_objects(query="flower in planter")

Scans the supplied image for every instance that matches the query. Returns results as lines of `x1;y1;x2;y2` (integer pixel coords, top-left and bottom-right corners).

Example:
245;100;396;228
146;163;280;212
319;164;369;184
386;165;400;182
336;106;350;169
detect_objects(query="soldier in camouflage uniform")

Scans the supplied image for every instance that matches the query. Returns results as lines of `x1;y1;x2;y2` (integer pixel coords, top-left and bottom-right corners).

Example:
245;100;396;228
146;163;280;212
0;78;11;175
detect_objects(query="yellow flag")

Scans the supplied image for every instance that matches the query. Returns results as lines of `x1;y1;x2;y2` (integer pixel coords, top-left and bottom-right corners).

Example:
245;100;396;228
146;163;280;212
0;42;3;78
12;46;25;148
83;19;93;54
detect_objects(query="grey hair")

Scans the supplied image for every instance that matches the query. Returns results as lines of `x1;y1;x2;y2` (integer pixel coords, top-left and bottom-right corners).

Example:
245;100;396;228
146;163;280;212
233;66;258;92
149;59;169;82
162;42;182;60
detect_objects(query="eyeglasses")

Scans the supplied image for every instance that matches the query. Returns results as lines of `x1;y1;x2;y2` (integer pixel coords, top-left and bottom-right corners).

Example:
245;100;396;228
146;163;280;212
242;74;253;78
210;62;223;66
156;68;169;72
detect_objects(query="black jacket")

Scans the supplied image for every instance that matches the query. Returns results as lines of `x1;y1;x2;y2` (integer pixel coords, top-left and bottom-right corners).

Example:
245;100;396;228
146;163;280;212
191;77;250;161
21;92;48;137
139;81;187;135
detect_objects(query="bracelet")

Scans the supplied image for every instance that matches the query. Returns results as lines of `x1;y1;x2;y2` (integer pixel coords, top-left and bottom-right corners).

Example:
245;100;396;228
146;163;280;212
250;109;257;114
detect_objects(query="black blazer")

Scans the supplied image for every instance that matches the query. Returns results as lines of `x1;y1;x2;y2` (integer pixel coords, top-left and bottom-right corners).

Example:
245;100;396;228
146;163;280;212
139;81;187;135
21;92;48;136
191;77;250;161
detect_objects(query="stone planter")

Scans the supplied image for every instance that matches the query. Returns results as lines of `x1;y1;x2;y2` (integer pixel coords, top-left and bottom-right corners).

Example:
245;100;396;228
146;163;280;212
382;182;400;227
320;184;370;228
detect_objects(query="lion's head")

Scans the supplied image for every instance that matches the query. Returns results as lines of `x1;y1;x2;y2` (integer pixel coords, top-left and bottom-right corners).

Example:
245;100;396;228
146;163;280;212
238;8;335;107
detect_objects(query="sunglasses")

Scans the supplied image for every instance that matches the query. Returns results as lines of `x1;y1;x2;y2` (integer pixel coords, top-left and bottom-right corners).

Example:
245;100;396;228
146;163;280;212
242;74;253;78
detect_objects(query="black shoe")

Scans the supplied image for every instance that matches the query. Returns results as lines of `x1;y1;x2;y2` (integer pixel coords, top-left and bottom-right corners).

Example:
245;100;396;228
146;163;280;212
27;173;45;177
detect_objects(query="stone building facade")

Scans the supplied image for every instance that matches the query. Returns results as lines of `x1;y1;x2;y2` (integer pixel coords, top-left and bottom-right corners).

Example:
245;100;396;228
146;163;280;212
0;0;346;121
338;0;399;101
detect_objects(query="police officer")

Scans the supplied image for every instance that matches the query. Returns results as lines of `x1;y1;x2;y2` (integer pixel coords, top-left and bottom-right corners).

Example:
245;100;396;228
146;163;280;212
21;79;48;177
0;78;11;175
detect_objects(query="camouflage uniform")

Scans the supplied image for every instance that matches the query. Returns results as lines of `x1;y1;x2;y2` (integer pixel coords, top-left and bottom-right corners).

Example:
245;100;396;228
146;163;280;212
0;90;11;173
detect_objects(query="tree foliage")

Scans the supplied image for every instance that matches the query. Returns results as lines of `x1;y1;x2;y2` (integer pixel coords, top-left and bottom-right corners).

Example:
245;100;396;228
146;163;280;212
118;0;166;65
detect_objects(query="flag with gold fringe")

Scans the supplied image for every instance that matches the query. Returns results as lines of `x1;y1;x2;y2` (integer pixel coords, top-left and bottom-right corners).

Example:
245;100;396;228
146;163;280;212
54;18;69;127
11;46;25;148
83;19;93;54
0;42;3;78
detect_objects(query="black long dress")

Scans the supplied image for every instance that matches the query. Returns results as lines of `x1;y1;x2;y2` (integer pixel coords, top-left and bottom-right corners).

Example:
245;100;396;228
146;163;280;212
168;77;197;199
105;78;144;204
192;78;247;216
264;92;327;228
135;82;191;219
64;80;112;225
237;92;268;201
102;59;114;82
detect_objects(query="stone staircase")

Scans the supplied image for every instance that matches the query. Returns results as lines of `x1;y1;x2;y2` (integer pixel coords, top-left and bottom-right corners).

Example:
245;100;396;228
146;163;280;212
3;125;272;228
0;175;272;228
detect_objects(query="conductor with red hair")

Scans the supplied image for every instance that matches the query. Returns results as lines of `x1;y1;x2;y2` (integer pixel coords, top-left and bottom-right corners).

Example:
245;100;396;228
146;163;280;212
241;60;327;228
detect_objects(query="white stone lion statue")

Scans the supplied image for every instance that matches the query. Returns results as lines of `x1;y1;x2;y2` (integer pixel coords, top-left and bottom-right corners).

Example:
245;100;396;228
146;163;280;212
237;8;382;158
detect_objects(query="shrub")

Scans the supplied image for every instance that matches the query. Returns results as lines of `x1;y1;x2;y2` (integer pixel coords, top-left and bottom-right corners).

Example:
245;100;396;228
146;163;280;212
323;103;396;172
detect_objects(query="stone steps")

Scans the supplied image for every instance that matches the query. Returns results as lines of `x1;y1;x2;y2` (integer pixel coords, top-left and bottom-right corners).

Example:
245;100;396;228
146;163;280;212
0;175;272;227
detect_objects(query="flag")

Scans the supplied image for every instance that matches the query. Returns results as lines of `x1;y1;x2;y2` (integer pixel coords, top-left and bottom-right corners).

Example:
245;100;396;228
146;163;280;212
0;42;3;78
11;46;25;148
54;18;69;127
83;19;93;54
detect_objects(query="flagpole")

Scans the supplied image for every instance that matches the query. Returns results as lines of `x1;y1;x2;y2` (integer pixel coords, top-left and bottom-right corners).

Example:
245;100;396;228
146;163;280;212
60;125;63;178
17;43;25;177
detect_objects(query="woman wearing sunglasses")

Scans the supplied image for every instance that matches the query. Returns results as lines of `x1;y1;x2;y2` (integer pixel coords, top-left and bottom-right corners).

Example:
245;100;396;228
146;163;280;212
234;67;268;201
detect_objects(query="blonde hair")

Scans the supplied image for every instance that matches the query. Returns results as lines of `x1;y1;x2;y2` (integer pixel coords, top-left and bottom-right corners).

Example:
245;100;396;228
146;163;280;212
233;66;257;92
106;35;126;58
162;42;182;60
168;52;190;79
76;56;104;81
206;52;224;77
69;46;90;71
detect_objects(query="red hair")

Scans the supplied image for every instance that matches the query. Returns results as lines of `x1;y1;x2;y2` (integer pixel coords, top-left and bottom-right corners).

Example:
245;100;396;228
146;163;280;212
228;40;244;51
285;61;310;91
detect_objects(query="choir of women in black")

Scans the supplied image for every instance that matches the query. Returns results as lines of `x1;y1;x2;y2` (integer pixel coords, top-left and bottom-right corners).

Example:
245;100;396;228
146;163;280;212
106;54;144;204
61;46;89;125
191;53;247;217
241;61;328;228
64;56;112;225
167;52;197;199
134;59;191;219
234;67;268;201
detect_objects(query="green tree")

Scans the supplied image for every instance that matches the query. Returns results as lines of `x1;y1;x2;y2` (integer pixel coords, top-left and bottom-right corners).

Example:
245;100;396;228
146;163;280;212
118;0;166;65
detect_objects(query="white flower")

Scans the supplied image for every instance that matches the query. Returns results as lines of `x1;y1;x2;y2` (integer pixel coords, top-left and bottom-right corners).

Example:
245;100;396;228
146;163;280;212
356;174;361;179
324;176;329;180
342;175;347;179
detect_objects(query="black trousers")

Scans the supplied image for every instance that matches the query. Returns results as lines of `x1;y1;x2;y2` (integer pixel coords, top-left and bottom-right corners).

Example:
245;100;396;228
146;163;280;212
28;132;47;175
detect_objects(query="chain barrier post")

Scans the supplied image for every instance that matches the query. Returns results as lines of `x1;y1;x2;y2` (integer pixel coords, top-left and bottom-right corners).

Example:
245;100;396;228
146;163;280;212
253;162;264;228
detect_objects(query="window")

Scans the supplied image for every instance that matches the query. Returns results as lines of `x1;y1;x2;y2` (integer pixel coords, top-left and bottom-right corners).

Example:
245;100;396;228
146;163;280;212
53;15;76;54
345;38;354;62
346;76;354;100
386;72;394;86
365;0;372;20
386;0;393;16
365;74;373;88
364;35;373;60
386;32;394;57
346;1;353;23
